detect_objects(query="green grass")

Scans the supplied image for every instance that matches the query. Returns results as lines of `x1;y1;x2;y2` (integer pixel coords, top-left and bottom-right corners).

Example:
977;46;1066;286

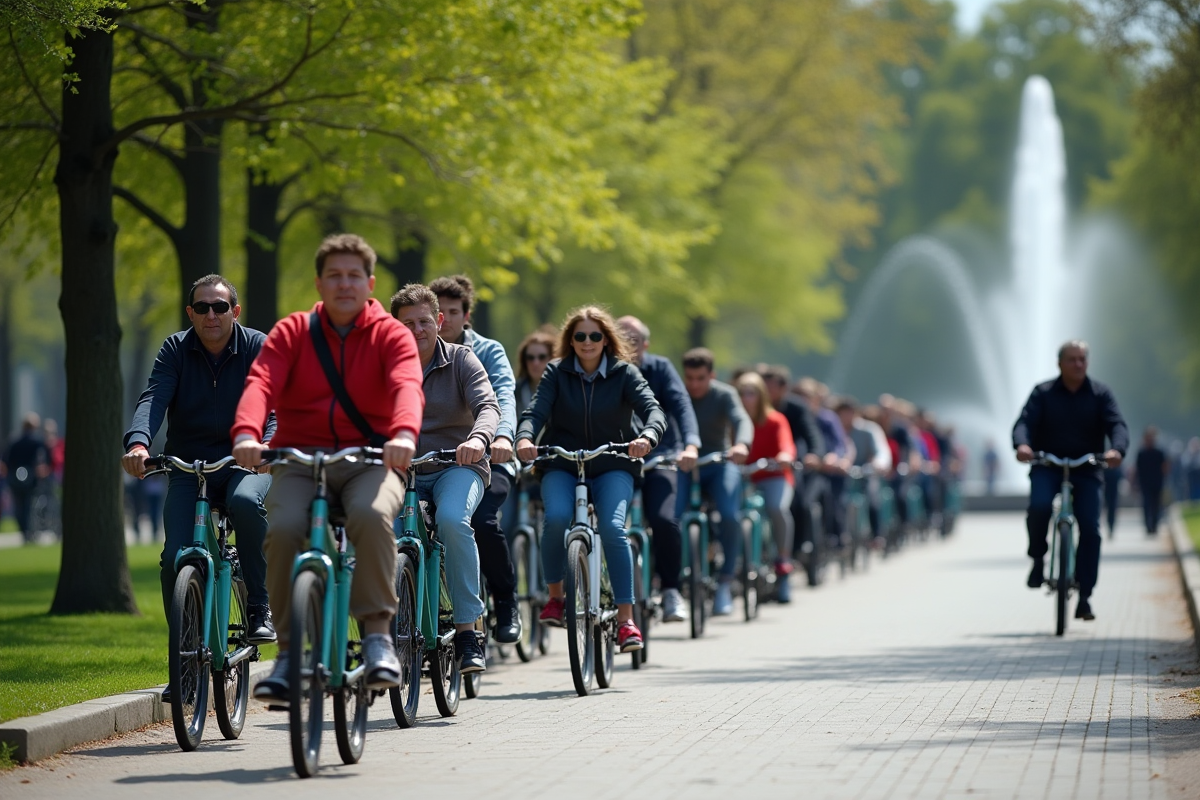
1185;503;1200;554
0;516;17;533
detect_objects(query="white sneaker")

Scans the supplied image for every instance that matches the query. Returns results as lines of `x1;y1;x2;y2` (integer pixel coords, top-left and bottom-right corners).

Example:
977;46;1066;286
661;589;688;622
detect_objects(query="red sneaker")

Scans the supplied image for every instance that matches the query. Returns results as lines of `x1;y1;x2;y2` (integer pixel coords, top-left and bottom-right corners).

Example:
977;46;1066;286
774;560;795;577
539;597;565;628
617;620;643;653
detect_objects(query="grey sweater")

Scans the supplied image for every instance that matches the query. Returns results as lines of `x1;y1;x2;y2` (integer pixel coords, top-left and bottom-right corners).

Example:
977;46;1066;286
418;338;500;485
691;380;754;456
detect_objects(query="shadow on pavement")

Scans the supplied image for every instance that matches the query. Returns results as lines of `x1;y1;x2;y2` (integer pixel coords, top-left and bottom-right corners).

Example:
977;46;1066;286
115;765;310;784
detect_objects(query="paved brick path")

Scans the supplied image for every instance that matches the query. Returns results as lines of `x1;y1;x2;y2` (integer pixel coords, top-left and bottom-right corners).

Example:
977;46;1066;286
4;511;1199;798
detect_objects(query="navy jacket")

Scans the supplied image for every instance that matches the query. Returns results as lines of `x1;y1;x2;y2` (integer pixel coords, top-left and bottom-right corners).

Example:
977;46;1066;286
125;323;275;463
1012;376;1128;467
636;353;701;457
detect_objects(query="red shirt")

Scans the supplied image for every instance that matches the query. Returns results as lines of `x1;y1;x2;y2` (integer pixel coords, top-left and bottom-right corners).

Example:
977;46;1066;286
748;409;797;485
232;299;424;449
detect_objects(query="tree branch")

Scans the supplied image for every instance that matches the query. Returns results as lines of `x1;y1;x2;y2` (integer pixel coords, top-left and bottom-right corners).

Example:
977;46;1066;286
127;34;190;109
0;140;55;233
113;185;181;241
9;27;60;127
0;121;60;133
131;131;184;173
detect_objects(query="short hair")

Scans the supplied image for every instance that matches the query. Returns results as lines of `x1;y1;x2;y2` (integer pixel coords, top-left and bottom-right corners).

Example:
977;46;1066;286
21;412;40;432
834;395;859;413
556;305;633;363
616;315;650;342
429;275;474;314
189;274;238;307
390;284;440;318
761;364;792;385
682;347;715;372
1057;339;1089;360
517;328;557;381
315;233;376;277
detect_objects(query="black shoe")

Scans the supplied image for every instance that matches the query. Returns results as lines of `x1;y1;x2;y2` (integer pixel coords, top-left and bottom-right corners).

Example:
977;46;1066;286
456;631;486;675
253;654;290;705
492;597;522;644
1075;597;1095;621
161;685;172;705
1027;561;1045;589
247;604;277;644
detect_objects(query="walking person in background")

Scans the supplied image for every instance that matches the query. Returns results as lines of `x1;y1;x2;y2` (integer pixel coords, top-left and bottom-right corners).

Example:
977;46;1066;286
983;440;999;496
1133;426;1168;536
1;414;50;544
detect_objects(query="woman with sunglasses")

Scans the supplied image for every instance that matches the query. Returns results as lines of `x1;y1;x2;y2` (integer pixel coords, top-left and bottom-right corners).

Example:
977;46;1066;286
515;327;556;414
515;306;666;653
734;371;798;602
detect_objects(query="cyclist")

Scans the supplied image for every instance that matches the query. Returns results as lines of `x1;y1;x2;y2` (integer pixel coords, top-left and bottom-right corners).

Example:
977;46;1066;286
391;284;500;673
617;315;700;623
429;275;522;645
1013;339;1127;622
121;275;277;707
795;378;854;550
733;372;796;601
836;397;892;547
515;328;556;412
515;305;666;653
232;234;424;702
679;348;752;616
760;366;823;575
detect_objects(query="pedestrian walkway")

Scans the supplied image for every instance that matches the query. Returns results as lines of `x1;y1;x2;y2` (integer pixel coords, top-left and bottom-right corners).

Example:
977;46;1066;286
3;511;1199;798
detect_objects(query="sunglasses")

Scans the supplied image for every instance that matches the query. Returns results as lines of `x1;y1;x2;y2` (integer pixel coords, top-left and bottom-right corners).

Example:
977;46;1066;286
573;331;604;343
191;301;231;315
525;352;550;362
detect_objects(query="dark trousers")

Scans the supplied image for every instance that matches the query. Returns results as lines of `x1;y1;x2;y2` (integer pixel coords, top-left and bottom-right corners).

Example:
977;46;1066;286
1103;467;1120;533
9;485;34;543
825;475;846;544
1027;467;1102;597
470;469;517;601
162;468;272;613
642;467;682;591
1141;483;1163;534
791;473;825;560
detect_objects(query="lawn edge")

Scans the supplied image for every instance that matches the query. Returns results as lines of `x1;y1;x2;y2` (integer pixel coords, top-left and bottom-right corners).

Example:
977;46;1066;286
1167;504;1200;661
0;660;273;764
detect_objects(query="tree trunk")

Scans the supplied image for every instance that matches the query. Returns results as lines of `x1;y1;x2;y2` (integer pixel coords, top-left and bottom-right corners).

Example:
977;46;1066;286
244;169;284;332
125;288;155;421
378;228;427;288
472;299;492;337
174;117;223;328
688;315;708;349
50;25;138;615
0;280;12;438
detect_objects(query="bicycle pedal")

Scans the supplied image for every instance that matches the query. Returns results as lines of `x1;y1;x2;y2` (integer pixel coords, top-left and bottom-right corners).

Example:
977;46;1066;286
267;704;288;712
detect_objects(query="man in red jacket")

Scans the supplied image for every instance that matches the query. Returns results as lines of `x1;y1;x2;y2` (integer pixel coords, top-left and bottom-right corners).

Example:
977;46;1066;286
232;233;424;702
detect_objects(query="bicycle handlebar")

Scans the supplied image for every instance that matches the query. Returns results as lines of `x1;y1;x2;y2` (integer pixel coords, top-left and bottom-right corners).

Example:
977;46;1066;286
531;442;641;464
142;454;245;478
1032;452;1107;469
261;446;385;467
411;449;461;468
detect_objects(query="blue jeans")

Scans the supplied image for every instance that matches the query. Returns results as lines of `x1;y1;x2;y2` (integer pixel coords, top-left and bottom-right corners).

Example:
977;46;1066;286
162;468;272;612
755;476;794;561
540;469;635;605
677;461;742;580
1027;466;1102;597
412;467;485;625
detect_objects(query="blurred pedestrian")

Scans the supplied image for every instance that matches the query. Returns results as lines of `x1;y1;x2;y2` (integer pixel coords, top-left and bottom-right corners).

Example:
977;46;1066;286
983;440;999;496
1133;426;1168;535
1;414;51;544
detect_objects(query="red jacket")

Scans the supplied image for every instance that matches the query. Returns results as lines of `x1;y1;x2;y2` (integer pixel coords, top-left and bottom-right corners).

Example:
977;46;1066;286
232;299;424;449
748;409;797;485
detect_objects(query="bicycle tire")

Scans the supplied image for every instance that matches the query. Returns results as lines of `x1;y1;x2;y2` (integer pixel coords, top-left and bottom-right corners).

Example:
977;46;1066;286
213;575;250;740
511;533;538;663
168;565;210;751
333;616;368;765
289;570;325;778
389;552;421;728
594;620;615;689
741;523;758;622
629;537;645;669
687;522;706;639
428;633;461;717
1056;520;1071;636
564;537;595;696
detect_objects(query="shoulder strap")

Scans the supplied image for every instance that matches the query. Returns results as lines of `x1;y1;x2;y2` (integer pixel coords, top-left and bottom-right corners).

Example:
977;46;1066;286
309;311;388;447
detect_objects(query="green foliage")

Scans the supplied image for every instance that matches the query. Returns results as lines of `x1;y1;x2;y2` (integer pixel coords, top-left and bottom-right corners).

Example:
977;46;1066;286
0;741;17;770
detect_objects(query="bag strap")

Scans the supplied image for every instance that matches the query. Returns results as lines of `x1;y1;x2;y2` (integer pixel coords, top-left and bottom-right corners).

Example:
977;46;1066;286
309;311;388;447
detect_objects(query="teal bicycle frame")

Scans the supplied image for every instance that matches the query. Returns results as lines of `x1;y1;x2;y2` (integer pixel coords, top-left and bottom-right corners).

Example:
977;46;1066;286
1033;451;1104;636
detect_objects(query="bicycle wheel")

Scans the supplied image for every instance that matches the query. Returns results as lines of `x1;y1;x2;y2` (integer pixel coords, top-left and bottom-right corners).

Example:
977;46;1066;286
213;575;250;740
512;532;539;663
594;620;615;689
687;522;706;639
428;633;461;717
741;524;758;622
564;537;595;696
1056;520;1071;637
629;537;646;670
289;570;325;778
389;552;421;728
169;565;210;751
333;616;368;765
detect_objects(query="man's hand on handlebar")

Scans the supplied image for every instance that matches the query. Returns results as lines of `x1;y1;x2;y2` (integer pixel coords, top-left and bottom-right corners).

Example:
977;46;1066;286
233;438;267;470
490;436;514;465
628;438;653;459
515;438;538;463
677;444;698;472
1015;444;1034;463
1104;449;1122;469
121;445;149;479
727;443;749;465
385;435;417;471
457;438;487;466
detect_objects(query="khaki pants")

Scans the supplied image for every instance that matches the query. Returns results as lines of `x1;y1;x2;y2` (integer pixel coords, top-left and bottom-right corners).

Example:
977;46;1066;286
264;460;405;646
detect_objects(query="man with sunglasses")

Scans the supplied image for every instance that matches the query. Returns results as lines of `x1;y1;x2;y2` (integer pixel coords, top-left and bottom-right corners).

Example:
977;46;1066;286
122;275;277;703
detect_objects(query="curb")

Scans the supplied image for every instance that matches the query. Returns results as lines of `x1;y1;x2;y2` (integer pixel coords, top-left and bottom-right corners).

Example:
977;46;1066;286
1167;505;1200;659
0;660;274;764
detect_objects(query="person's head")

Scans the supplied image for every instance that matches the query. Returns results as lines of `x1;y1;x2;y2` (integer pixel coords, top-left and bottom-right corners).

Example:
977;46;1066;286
314;234;377;324
735;372;771;426
616;315;650;365
428;274;474;342
1057;339;1089;385
186;274;240;351
682;348;716;400
794;376;821;413
761;365;791;407
390;284;442;361
42;418;58;443
21;412;40;434
835;396;859;431
517;328;556;383
1143;425;1159;446
557;305;631;367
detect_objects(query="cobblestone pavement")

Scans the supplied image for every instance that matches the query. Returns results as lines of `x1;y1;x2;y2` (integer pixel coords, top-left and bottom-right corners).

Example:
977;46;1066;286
4;511;1200;799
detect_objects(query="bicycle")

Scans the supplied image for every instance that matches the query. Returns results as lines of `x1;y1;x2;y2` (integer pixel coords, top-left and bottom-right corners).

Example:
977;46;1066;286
679;451;727;638
530;442;639;696
736;460;781;620
843;466;876;573
142;455;259;752
260;446;383;778
1031;452;1105;636
508;462;550;663
389;450;473;727
626;453;674;668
